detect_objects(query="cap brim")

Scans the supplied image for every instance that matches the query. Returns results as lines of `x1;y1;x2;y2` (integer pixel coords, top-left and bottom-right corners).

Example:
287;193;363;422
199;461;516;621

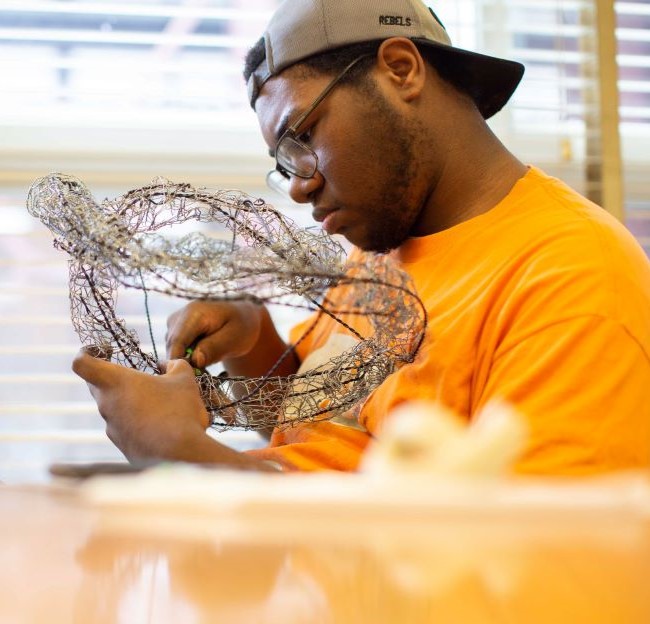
413;38;524;119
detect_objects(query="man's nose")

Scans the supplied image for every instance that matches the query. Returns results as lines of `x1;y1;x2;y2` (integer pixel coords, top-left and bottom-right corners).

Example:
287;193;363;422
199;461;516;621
287;170;323;204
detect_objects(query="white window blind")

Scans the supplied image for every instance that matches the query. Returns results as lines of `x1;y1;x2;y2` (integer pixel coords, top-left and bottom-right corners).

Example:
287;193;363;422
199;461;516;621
617;0;650;250
0;0;276;189
467;0;650;248
0;1;647;483
0;0;283;483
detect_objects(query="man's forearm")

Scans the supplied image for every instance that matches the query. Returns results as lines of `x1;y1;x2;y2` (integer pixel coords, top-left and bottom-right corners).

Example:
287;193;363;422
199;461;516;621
162;426;280;471
224;306;299;378
223;306;299;438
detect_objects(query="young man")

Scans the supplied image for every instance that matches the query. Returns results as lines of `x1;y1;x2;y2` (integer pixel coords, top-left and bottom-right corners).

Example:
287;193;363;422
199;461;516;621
73;0;650;475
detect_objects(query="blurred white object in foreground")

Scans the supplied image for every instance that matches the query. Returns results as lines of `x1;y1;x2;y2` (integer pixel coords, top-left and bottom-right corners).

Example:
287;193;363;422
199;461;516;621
361;400;528;477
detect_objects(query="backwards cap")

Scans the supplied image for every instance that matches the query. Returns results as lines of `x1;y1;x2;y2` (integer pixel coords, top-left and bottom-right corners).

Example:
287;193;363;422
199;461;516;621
247;0;524;119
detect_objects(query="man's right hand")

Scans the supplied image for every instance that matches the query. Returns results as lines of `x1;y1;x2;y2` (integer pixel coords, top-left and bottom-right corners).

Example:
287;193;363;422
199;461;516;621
166;299;300;438
166;300;264;369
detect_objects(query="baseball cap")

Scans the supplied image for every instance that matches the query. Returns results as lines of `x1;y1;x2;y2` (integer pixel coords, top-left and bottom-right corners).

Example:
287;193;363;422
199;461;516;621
247;0;524;119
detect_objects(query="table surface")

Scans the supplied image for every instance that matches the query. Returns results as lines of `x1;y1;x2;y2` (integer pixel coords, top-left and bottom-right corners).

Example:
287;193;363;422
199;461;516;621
2;473;650;624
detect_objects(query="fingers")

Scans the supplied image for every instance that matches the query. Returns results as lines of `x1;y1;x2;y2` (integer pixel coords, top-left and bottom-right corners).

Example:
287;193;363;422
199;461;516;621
72;349;122;388
186;335;229;369
166;302;231;367
165;300;261;369
186;344;207;370
166;303;220;363
166;318;197;361
165;358;196;378
162;359;212;429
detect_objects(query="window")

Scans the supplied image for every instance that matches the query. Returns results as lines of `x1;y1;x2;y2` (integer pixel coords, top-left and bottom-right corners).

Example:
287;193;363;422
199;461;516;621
617;0;650;249
461;1;650;249
0;1;647;483
0;0;284;482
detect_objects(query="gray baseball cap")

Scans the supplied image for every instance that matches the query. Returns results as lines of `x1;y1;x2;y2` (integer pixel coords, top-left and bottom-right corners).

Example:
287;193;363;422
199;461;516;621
247;0;524;119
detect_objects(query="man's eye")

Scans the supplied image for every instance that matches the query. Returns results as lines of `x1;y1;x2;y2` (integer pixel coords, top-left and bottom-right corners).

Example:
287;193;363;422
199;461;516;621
297;128;312;143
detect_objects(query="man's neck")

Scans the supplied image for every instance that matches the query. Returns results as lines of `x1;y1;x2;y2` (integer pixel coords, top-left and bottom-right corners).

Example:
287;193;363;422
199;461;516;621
414;123;528;236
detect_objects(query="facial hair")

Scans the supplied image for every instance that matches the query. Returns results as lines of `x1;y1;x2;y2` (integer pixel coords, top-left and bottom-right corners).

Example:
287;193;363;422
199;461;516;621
355;85;422;253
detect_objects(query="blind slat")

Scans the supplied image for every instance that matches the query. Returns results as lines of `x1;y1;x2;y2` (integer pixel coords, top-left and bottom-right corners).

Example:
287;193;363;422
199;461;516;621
0;0;648;484
0;1;271;20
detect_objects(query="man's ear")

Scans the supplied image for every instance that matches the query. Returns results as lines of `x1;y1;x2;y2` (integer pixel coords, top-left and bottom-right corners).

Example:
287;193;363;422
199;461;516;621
375;37;426;102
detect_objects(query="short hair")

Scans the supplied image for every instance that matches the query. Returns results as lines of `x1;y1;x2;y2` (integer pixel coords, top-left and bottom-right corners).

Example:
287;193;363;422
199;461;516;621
243;36;267;83
243;37;478;102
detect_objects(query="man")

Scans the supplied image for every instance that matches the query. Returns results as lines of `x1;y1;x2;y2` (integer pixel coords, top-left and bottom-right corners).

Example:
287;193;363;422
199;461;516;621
73;0;650;475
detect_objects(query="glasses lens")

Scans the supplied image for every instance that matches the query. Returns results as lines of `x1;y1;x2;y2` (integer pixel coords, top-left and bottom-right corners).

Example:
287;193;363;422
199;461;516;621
276;136;317;178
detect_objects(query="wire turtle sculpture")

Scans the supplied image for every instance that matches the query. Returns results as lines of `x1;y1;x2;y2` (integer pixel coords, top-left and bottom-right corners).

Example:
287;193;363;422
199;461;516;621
26;174;426;431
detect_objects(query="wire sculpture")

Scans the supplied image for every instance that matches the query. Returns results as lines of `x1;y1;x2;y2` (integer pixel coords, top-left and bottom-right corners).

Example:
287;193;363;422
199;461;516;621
26;173;427;431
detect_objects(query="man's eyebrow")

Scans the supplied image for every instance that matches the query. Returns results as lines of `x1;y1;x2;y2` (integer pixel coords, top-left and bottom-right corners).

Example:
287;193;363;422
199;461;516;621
274;111;293;144
268;106;304;157
267;111;292;158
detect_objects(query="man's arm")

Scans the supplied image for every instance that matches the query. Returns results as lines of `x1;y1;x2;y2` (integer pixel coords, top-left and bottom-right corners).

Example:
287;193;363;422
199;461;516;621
222;305;300;378
166;300;299;377
166;301;300;437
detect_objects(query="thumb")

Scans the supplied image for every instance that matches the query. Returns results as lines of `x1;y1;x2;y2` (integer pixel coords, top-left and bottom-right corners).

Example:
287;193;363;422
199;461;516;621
190;330;239;369
188;344;208;369
166;358;198;378
72;349;119;388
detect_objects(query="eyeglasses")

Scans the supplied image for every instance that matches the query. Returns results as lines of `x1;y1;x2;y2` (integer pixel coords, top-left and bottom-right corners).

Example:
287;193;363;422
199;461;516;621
267;54;370;195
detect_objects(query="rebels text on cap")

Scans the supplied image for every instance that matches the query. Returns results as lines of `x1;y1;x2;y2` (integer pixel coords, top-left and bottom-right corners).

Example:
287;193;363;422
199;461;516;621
379;15;413;27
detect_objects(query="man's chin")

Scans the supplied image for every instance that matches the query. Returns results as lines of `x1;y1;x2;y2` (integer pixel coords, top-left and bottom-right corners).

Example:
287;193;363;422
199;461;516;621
340;226;403;254
355;237;402;255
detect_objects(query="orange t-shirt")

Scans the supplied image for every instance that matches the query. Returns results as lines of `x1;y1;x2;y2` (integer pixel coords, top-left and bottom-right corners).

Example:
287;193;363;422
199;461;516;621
248;167;650;475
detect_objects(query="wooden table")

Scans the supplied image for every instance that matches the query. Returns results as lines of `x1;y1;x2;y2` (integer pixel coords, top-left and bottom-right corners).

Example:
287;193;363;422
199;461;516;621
1;472;650;624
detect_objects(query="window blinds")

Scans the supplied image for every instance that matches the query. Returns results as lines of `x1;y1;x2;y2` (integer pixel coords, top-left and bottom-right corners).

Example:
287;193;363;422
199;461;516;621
0;0;280;482
0;0;646;483
617;0;650;249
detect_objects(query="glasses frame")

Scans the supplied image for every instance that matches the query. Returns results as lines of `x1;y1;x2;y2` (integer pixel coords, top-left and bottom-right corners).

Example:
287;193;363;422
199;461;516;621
272;54;372;181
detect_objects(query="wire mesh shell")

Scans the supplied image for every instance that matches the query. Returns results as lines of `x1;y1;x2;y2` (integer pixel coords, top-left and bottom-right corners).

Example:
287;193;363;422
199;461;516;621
27;174;427;431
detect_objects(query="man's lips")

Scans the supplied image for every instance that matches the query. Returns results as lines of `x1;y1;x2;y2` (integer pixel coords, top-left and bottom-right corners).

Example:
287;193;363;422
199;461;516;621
313;208;340;235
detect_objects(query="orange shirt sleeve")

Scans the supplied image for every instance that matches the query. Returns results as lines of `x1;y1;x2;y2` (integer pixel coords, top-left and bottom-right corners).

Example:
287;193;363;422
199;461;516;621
246;422;371;471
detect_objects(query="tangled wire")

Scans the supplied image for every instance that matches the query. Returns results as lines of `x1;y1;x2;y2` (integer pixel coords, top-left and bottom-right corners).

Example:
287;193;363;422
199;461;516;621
27;174;427;431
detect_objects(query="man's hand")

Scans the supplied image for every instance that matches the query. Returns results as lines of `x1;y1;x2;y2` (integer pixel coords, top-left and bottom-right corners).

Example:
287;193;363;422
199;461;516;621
166;300;263;370
164;300;301;440
72;349;271;469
